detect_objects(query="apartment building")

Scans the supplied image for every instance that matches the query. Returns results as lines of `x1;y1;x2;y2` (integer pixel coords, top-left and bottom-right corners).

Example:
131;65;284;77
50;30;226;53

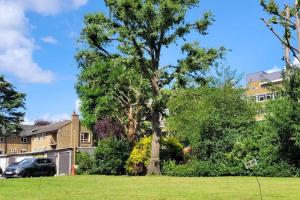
246;70;283;120
0;112;92;155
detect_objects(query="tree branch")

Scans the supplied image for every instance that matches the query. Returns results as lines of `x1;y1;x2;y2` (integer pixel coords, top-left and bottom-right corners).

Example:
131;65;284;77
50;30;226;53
261;18;300;61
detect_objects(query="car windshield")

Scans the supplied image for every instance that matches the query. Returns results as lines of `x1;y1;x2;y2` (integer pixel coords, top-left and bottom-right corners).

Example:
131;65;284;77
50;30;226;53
17;158;35;166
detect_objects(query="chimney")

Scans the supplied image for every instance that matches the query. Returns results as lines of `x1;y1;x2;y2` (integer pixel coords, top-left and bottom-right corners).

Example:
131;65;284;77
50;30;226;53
71;112;80;176
71;111;80;147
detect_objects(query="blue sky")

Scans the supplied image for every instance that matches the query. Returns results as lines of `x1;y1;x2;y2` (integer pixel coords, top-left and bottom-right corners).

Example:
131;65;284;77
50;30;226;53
0;0;291;123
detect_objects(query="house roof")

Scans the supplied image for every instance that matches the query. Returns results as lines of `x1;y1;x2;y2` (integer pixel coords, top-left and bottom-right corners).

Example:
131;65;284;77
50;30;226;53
246;71;282;83
19;125;39;136
20;120;71;136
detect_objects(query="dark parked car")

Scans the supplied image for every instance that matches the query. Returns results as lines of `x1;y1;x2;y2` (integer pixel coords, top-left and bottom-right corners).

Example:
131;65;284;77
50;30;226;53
3;158;56;178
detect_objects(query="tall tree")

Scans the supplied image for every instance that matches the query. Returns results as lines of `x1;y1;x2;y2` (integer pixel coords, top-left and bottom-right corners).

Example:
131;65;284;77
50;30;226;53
0;75;25;135
260;0;300;167
77;0;224;174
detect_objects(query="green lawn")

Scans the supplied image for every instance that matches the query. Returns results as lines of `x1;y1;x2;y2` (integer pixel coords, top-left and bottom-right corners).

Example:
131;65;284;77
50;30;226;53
0;176;300;200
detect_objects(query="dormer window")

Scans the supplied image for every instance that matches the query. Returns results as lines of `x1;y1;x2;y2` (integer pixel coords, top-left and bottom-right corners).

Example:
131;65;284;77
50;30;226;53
21;137;28;143
80;133;90;143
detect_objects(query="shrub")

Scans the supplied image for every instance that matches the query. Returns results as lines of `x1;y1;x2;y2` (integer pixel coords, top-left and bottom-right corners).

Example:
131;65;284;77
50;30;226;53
161;136;184;163
93;137;131;175
162;160;248;177
162;159;300;177
126;136;184;175
93;117;125;140
252;162;300;177
76;151;94;175
126;136;152;175
162;160;213;177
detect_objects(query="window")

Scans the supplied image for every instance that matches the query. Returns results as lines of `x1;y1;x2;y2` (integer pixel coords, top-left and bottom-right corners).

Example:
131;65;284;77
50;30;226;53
80;133;90;143
0;150;3;155
20;137;27;143
257;93;274;102
258;95;265;102
13;135;18;140
9;149;16;153
20;149;27;153
0;137;4;143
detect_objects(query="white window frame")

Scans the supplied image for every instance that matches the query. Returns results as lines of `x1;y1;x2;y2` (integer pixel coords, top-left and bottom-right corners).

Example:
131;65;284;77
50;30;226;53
80;133;90;143
20;149;27;153
20;137;27;143
9;149;16;153
0;137;4;143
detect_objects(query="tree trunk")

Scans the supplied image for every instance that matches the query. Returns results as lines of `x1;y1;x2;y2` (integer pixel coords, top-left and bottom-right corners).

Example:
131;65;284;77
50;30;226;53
147;75;162;175
127;105;137;141
285;5;291;67
147;110;162;175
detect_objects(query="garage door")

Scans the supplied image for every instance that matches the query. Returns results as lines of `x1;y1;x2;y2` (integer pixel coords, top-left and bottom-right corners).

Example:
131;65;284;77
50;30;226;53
58;151;71;175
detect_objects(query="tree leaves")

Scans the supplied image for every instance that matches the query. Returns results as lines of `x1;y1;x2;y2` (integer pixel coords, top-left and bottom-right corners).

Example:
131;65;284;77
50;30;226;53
0;75;25;135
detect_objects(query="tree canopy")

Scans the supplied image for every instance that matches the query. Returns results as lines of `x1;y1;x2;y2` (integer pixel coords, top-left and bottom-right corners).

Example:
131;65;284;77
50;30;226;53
76;0;224;175
0;75;25;135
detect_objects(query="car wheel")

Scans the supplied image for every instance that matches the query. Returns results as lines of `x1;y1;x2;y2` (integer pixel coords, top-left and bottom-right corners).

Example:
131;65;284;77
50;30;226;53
49;170;56;177
24;171;32;178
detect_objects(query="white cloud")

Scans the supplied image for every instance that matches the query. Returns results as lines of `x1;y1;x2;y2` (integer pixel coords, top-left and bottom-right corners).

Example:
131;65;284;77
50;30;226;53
75;99;81;114
41;113;70;122
22;117;34;125
71;0;88;9
23;112;73;125
18;0;88;15
265;66;282;73
0;0;87;83
41;36;58;44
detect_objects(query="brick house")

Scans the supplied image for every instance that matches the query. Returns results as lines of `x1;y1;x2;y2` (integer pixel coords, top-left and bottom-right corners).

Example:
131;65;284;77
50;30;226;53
245;70;283;120
0;112;92;155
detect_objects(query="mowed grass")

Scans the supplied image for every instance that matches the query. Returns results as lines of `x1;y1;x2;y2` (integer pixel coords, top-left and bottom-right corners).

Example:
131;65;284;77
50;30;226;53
0;176;300;200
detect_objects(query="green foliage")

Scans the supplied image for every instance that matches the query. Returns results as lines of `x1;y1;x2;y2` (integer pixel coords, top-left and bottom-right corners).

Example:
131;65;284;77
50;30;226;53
162;159;300;177
160;136;184;163
76;60;150;136
0;75;25;135
167;85;256;162
260;0;279;15
126;136;152;175
76;152;94;175
162;160;245;177
77;0;225;174
126;136;184;175
258;97;300;167
93;137;131;175
253;161;300;177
